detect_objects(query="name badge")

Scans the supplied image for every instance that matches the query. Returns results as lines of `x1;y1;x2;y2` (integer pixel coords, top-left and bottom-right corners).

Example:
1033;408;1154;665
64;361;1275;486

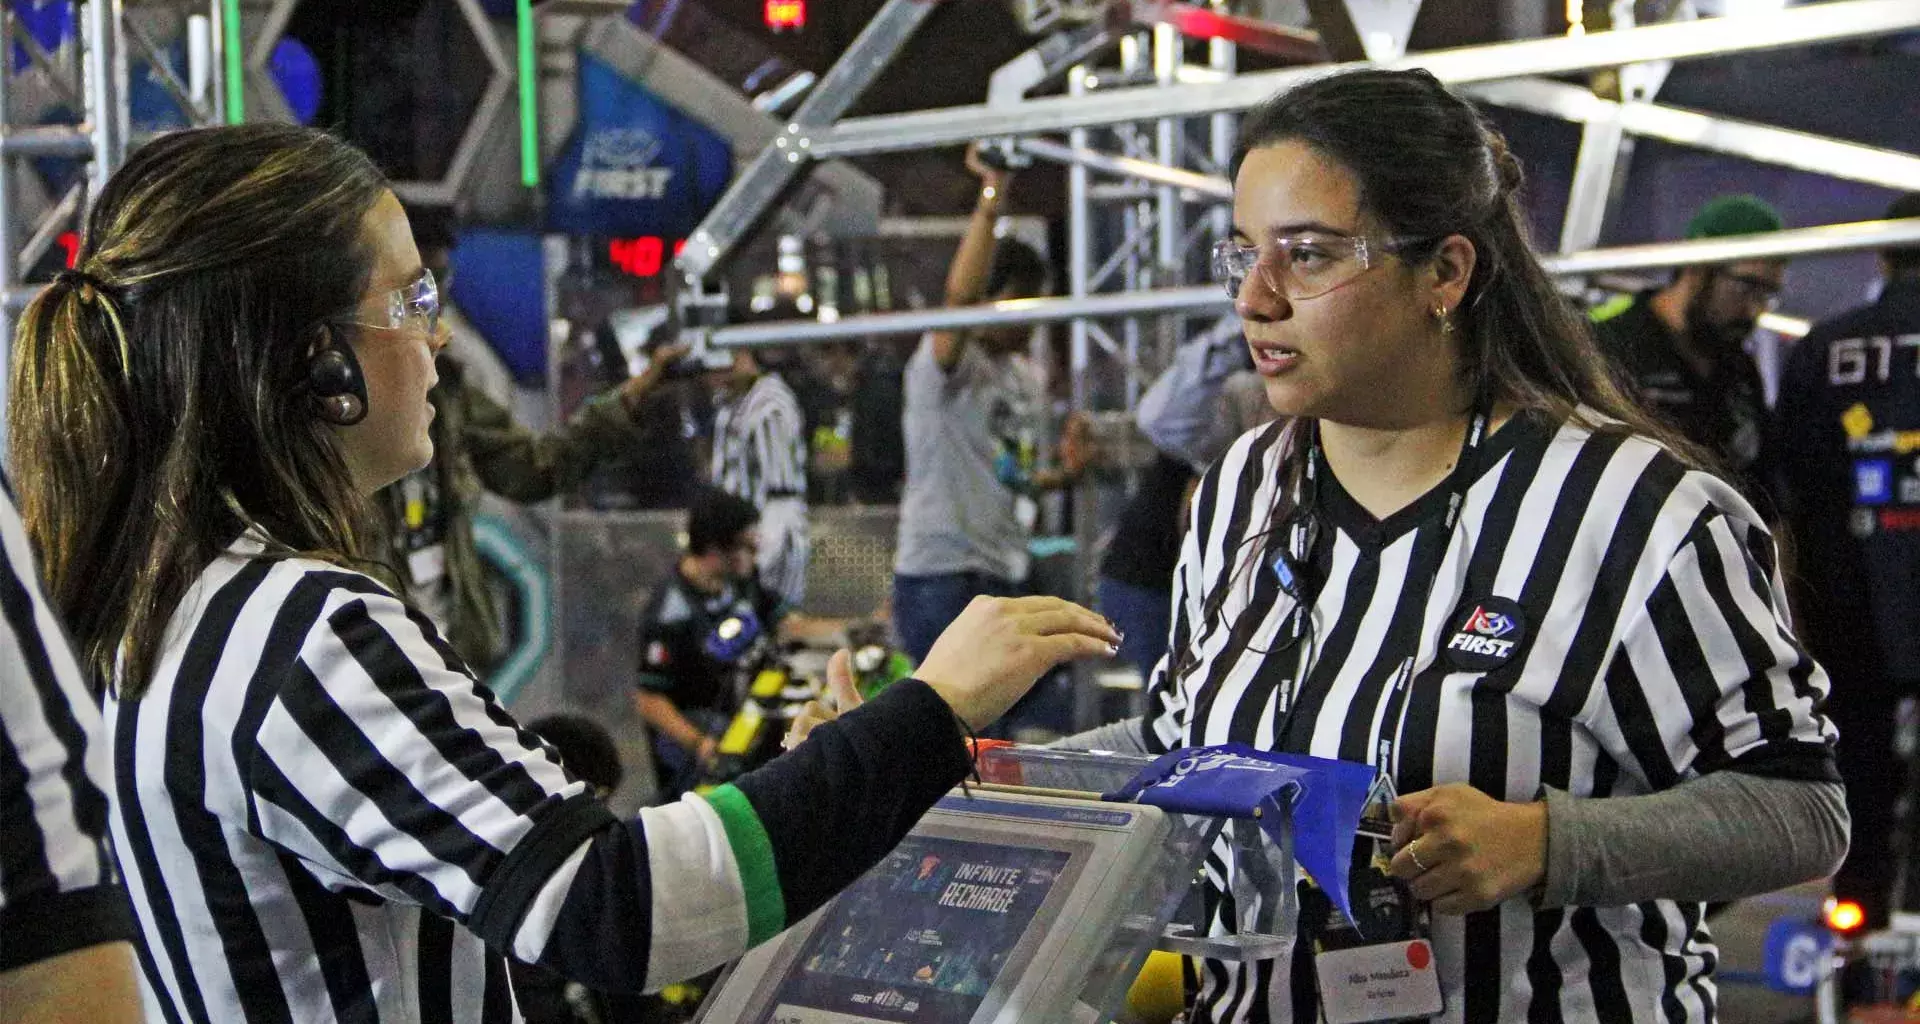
1315;939;1444;1024
408;544;448;588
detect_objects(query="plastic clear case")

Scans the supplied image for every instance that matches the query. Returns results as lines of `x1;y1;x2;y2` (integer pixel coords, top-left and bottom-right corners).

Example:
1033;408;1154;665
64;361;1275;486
975;746;1300;969
694;747;1307;1024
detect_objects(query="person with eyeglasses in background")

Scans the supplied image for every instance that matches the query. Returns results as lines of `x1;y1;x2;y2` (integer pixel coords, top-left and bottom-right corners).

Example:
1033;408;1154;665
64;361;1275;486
376;206;684;673
1591;195;1787;501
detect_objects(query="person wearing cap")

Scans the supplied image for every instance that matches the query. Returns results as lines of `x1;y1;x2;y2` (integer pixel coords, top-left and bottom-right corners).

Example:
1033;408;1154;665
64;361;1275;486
1767;192;1920;940
1592;194;1787;496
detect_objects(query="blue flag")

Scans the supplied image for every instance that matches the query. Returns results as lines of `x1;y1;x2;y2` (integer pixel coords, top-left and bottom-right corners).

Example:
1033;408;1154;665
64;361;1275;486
1107;743;1376;926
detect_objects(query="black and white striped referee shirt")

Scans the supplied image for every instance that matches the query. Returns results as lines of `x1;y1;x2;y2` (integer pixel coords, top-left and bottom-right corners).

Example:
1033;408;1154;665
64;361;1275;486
104;535;969;1022
0;480;133;972
712;371;809;510
1142;410;1837;1023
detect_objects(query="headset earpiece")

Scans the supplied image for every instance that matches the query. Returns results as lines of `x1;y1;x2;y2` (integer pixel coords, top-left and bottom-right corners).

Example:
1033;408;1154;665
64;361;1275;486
308;329;368;426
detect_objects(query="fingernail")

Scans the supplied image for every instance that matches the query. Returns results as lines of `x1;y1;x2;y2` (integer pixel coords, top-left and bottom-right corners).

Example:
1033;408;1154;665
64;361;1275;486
1106;642;1120;656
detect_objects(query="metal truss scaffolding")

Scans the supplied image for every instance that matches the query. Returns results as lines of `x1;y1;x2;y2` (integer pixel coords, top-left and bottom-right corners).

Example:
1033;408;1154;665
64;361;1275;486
697;216;1920;350
1;0;133;419
678;0;1920;731
0;3;245;366
681;0;1920;354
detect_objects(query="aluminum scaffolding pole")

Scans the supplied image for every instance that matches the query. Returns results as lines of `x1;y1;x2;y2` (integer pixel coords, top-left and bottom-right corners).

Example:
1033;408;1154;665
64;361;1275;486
1207;19;1235;244
1067;66;1093;416
800;0;1920;158
1119;32;1145;415
1018;86;1920;199
698;218;1920;350
708;286;1229;348
1465;78;1920;194
1541;217;1920;276
678;0;935;281
1149;20;1183;392
83;0;128;197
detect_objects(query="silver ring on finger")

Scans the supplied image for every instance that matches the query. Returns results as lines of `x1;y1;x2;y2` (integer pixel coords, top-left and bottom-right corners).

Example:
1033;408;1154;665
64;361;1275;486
1407;837;1430;873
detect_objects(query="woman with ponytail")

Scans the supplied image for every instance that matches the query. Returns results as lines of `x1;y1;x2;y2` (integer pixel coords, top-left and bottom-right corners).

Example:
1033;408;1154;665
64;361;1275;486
1056;69;1845;1021
6;123;1119;1022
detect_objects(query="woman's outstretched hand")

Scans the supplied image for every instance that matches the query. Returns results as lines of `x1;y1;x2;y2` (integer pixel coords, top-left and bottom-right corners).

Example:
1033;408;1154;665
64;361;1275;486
917;596;1119;732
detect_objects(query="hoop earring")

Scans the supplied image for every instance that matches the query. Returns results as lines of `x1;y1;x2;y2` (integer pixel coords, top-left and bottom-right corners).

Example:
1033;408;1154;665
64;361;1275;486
1433;304;1454;335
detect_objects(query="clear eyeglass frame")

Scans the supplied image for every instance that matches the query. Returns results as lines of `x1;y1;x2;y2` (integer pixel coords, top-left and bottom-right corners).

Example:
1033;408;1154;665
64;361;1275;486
1210;234;1421;301
338;268;441;336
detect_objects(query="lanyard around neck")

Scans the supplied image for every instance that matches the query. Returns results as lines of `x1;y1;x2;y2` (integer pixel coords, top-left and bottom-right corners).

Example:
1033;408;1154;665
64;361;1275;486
1277;395;1495;763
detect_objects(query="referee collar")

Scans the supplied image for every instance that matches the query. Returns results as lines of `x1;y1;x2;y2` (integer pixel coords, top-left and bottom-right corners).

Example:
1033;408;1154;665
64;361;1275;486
1313;408;1547;548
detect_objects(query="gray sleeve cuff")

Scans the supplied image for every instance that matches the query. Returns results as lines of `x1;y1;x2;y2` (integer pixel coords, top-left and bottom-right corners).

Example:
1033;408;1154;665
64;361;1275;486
1537;786;1584;910
1535;775;1849;910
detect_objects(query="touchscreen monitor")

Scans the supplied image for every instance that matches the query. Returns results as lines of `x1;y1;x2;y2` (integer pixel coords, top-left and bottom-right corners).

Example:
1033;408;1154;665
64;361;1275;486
747;834;1080;1023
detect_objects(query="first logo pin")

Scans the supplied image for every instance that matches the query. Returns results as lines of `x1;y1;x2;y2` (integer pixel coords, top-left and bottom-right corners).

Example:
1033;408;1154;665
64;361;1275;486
1441;596;1528;672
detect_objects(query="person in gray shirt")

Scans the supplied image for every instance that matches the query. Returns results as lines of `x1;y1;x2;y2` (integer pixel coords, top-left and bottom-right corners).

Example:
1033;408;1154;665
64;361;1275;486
893;145;1084;663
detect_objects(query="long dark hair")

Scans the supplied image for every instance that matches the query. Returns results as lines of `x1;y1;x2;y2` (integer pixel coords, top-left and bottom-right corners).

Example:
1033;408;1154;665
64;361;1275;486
1185;68;1705;667
7;124;390;696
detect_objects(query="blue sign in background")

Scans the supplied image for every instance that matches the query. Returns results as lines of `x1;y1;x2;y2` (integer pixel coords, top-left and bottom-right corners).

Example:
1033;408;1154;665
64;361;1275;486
1761;917;1834;994
546;53;731;238
447;228;548;384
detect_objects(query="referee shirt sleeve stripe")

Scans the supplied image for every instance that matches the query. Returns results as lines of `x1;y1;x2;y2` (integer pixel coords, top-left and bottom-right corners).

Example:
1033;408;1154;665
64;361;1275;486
521;680;968;991
1599;508;1837;788
700;785;782;946
1143;507;1203;755
248;583;608;927
248;695;470;915
1682;516;1796;749
325;591;561;815
1145;422;1285;754
1144;445;1222;754
636;795;750;982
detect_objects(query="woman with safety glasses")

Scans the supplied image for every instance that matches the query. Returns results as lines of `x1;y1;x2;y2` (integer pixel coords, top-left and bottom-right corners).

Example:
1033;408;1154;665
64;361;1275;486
4;123;1119;1022
1058;69;1846;1022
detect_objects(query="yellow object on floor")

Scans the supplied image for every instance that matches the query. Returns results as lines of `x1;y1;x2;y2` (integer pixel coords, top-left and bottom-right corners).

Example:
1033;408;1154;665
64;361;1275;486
1126;950;1187;1024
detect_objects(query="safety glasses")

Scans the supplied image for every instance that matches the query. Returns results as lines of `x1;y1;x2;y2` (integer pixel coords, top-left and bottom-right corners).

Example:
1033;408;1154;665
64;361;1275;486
1211;233;1428;301
338;268;441;336
1714;270;1783;312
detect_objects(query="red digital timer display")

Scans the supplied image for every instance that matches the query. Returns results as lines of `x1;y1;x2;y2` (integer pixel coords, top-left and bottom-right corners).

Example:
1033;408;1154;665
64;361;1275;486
764;0;805;31
607;237;686;279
